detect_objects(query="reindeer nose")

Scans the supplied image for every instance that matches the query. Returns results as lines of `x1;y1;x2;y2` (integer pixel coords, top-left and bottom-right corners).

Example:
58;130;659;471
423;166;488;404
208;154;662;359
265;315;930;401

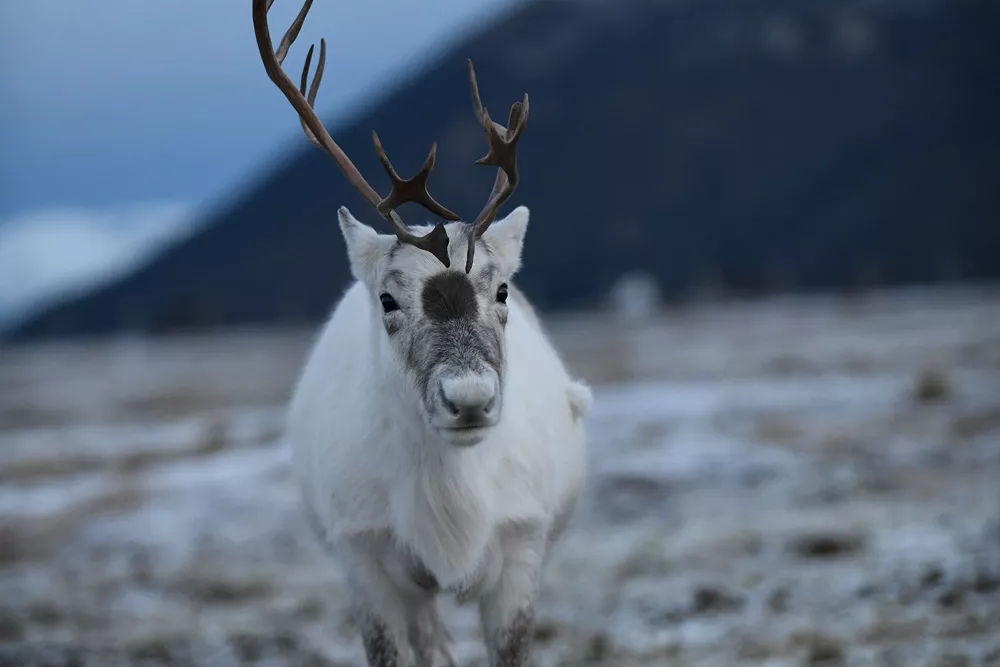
438;373;498;423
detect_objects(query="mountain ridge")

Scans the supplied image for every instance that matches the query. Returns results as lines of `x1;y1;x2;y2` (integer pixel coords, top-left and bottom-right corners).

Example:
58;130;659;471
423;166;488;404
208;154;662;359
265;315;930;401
4;0;998;342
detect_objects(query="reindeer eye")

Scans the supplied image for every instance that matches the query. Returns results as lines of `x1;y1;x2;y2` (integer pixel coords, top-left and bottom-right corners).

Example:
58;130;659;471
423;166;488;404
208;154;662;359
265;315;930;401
496;283;508;304
379;293;399;313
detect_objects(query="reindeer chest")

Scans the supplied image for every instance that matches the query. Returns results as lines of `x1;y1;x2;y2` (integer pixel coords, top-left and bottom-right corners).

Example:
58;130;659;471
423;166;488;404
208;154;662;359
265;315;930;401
385;527;505;604
387;459;502;591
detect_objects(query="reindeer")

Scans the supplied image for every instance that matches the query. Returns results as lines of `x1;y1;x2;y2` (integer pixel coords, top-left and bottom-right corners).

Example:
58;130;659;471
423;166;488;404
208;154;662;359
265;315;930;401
253;1;593;665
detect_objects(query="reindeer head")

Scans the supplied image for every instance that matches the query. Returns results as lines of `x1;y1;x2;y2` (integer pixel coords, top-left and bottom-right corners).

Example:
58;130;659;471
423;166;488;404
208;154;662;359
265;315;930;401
339;209;528;445
253;0;531;446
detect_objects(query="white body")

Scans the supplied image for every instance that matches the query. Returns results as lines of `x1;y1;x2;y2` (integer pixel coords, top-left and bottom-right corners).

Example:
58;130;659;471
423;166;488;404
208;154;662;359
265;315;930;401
284;206;591;666
289;279;589;588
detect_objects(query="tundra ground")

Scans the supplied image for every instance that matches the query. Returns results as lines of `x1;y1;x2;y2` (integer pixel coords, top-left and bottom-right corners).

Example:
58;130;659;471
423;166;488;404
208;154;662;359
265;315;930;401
2;286;999;666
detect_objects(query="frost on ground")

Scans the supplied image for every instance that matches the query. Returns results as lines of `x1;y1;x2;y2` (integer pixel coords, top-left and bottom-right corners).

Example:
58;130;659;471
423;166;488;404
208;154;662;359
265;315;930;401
1;286;999;667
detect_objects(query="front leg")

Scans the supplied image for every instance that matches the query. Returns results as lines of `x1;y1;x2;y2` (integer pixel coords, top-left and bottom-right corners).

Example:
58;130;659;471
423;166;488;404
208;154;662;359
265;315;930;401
408;597;456;667
484;606;535;667
478;524;548;667
360;611;406;667
340;535;413;667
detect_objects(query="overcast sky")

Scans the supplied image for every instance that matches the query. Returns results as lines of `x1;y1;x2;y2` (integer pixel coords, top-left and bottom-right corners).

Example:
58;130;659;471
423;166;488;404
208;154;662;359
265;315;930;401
0;0;520;220
0;0;520;321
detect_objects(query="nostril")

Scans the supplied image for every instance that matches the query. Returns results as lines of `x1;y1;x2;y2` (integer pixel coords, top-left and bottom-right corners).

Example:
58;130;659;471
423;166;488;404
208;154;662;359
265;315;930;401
483;379;500;415
438;385;461;416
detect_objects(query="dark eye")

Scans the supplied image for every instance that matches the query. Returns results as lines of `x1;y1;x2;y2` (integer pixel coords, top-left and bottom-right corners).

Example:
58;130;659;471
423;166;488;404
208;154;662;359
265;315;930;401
496;283;508;304
379;293;399;313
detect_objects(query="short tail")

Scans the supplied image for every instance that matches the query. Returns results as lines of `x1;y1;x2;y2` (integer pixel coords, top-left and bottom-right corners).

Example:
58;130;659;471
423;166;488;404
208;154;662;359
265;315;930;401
566;380;594;421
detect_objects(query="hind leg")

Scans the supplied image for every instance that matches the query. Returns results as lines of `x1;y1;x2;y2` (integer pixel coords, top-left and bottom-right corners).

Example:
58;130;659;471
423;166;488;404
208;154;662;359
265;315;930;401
408;597;456;667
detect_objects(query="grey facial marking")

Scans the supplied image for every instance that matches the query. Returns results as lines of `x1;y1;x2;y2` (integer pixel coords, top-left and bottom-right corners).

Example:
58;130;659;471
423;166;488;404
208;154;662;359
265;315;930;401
394;262;507;417
380;270;412;338
439;320;501;371
384;316;403;337
421;272;479;323
474;264;499;292
361;615;400;667
489;324;505;356
404;336;422;377
386;240;403;264
491;607;535;667
470;225;494;256
383;269;411;290
406;316;503;412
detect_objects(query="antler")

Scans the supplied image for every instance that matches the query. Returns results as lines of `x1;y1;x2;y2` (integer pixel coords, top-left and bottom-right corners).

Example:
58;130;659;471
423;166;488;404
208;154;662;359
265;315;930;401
464;59;530;273
252;0;458;267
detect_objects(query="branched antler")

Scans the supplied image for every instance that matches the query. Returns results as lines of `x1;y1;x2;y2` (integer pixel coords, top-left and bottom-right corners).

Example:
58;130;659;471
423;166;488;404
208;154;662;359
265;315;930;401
464;60;529;273
372;133;459;221
253;0;457;266
253;1;531;273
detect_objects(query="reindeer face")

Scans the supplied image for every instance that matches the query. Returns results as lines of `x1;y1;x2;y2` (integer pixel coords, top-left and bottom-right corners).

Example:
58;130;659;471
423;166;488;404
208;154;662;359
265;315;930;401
339;206;529;447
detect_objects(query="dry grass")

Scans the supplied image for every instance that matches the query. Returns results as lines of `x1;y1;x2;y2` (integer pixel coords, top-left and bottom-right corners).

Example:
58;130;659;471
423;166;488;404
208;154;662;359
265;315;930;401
171;568;275;604
1;485;144;565
753;412;803;444
2;418;237;484
951;407;1000;439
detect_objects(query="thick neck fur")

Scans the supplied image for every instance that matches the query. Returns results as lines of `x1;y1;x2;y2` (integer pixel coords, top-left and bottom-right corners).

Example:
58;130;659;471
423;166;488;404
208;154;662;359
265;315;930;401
369;301;499;586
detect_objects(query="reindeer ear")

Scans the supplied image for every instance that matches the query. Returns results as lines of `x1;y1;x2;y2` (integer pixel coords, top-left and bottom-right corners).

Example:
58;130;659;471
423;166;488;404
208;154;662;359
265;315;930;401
482;206;529;276
338;207;391;285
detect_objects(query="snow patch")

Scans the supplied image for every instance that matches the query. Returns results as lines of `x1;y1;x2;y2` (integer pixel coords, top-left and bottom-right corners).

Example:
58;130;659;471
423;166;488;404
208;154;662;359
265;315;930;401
0;202;198;324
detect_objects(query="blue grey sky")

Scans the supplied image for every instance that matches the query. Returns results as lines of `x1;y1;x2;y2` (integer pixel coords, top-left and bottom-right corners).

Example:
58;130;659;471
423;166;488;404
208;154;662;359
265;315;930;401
0;0;519;220
0;0;520;320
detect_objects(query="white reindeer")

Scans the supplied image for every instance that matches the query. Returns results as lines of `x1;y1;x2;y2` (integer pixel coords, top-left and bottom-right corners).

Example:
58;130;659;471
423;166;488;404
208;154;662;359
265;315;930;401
253;1;592;665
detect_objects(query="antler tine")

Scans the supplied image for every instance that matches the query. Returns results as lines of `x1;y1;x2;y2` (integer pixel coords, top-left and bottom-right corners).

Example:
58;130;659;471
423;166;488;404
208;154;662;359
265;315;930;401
274;0;313;66
293;38;460;237
252;0;454;267
372;133;461;222
296;41;324;148
464;59;530;272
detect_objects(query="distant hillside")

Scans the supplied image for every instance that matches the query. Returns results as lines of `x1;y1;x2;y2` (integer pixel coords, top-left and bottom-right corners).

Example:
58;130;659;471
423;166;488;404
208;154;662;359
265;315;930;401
5;0;999;342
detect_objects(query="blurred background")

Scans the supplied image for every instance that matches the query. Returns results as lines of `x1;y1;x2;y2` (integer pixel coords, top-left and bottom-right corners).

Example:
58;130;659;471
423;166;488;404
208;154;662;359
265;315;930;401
1;0;998;665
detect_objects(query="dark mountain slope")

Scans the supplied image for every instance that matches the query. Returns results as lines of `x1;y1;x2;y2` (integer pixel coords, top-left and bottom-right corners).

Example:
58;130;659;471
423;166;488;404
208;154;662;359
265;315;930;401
6;0;999;341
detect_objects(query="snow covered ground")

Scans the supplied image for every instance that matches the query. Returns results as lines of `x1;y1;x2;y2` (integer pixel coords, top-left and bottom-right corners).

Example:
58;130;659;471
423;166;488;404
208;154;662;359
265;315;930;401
1;286;999;666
